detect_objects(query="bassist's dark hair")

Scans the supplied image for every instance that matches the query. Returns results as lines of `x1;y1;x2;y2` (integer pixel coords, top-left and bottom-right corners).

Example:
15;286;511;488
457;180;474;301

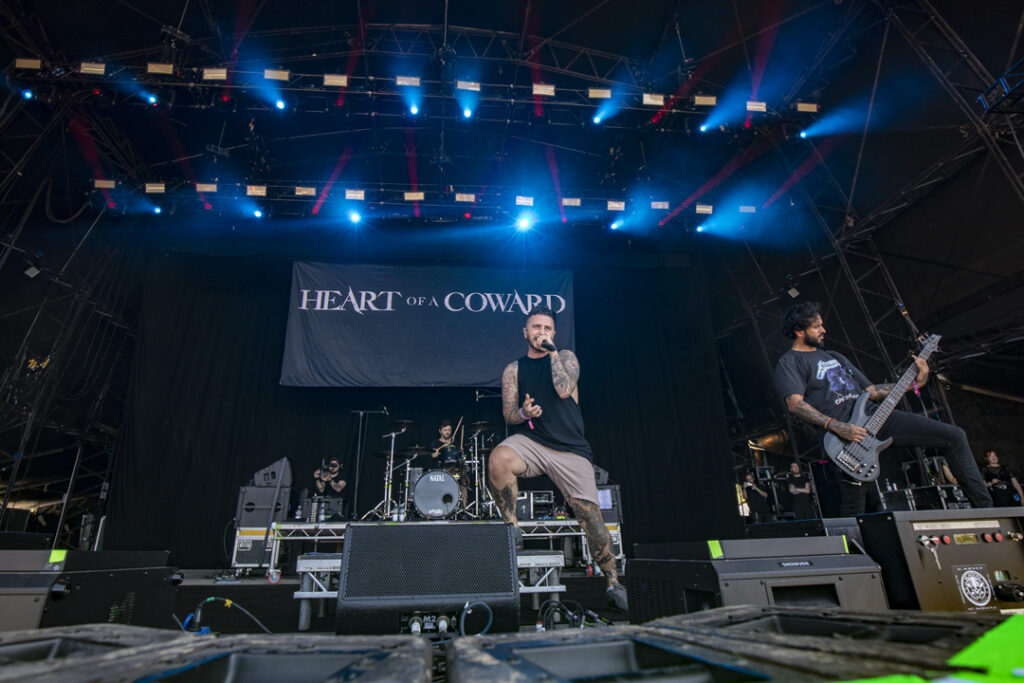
782;301;822;339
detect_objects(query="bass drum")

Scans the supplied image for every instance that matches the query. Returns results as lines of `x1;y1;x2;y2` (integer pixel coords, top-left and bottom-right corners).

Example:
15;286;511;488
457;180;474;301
411;470;462;519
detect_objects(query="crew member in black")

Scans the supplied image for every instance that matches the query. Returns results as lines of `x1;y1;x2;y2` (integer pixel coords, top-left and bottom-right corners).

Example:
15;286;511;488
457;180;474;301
314;458;347;497
786;462;815;519
743;472;773;523
774;301;992;515
983;450;1024;507
488;305;627;611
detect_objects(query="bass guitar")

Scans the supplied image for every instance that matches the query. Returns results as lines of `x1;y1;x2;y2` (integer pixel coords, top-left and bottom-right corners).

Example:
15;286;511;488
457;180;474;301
822;334;941;482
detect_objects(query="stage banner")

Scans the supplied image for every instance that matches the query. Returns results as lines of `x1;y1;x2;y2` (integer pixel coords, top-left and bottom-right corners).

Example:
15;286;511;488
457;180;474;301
281;263;575;387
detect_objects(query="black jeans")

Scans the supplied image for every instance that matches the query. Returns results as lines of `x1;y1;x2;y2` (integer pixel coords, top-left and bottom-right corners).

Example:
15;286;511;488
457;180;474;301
838;410;992;515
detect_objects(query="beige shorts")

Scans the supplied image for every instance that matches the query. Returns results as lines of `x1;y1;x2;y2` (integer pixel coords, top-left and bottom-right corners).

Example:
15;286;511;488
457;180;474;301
495;434;599;504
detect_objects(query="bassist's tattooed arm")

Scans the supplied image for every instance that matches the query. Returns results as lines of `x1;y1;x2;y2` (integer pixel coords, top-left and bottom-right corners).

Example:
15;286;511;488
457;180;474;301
866;383;895;402
785;394;863;440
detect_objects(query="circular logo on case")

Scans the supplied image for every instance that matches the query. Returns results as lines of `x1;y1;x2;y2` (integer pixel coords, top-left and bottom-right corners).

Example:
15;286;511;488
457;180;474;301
959;570;992;607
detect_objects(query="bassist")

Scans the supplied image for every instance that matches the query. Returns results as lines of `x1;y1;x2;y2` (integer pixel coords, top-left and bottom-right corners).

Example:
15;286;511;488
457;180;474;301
774;302;992;515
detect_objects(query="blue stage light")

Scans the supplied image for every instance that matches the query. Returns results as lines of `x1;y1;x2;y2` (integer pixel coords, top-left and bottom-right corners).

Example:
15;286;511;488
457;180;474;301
699;124;708;133
610;220;621;230
696;225;705;233
147;94;158;105
348;211;361;224
410;104;419;115
275;99;286;110
593;115;602;124
152;206;162;214
253;209;263;218
516;216;533;231
21;89;33;100
799;130;808;139
463;108;472;118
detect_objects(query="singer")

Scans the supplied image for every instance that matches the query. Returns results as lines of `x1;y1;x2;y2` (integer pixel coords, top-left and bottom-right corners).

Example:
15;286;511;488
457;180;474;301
487;305;628;612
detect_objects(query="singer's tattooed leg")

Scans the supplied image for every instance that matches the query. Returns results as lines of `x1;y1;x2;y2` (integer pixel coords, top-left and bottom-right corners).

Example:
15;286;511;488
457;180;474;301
568;496;619;587
488;446;526;525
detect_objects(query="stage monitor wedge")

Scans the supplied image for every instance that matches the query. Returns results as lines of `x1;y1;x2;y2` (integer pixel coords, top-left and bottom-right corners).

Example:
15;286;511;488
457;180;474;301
336;522;519;635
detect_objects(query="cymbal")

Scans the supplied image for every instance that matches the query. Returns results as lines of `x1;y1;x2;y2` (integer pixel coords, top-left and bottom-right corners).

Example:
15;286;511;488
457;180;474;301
373;450;396;458
468;420;493;433
399;445;431;457
389;419;417;429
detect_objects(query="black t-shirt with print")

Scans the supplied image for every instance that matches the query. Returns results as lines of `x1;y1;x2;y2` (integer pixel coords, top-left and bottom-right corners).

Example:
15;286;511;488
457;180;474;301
774;349;872;423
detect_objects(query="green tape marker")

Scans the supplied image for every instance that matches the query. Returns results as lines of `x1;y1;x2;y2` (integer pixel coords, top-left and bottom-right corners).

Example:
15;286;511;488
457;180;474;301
707;540;724;559
842;534;849;554
48;549;67;564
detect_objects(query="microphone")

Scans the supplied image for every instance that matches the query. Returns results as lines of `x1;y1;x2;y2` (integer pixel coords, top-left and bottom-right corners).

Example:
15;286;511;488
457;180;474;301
540;340;556;352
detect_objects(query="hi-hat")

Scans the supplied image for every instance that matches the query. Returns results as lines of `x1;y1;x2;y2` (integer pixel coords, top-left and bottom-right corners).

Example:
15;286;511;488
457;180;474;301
389;419;417;430
399;445;430;457
468;420;493;434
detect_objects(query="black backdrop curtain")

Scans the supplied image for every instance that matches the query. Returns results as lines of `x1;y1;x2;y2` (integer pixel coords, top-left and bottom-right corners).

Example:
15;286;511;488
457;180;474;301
108;251;739;567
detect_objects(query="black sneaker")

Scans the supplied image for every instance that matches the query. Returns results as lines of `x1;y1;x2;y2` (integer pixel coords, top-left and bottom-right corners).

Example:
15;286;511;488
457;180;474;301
607;583;628;612
513;526;524;550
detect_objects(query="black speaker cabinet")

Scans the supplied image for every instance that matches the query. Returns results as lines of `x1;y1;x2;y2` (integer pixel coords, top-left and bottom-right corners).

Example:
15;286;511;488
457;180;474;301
628;537;887;624
235;486;291;527
0;551;178;632
858;508;1024;612
335;521;519;635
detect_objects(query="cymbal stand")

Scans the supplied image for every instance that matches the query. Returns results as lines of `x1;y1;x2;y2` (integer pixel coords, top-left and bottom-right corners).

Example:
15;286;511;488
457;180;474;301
464;430;493;518
361;427;405;520
397;456;416;519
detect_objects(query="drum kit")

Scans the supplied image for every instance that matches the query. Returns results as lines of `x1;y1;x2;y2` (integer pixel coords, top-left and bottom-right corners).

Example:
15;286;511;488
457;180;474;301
361;418;499;521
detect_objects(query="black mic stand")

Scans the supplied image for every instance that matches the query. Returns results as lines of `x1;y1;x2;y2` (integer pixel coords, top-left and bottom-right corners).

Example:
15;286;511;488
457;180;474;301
349;407;387;519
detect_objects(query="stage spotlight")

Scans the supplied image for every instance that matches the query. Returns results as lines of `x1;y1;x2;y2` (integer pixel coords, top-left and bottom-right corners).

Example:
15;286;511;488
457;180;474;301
21;89;33;100
463;107;472;118
253;209;264;218
516;215;533;231
275;99;286;110
152;206;162;214
699;124;708;132
696;225;706;233
348;211;361;224
593;115;601;124
610;220;622;230
147;94;157;105
410;104;419;115
799;130;808;139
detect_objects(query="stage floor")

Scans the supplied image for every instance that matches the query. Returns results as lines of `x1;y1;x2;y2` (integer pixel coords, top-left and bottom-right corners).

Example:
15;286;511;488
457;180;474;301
175;569;627;634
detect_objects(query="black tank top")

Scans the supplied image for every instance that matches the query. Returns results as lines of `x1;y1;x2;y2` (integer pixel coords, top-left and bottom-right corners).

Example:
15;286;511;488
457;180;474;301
511;354;593;461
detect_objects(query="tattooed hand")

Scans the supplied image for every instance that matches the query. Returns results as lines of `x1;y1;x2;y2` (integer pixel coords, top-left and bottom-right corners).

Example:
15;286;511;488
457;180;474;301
832;421;868;442
522;393;543;418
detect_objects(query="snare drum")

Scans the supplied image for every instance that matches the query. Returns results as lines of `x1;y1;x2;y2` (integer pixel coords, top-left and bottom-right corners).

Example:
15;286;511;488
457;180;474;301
411;469;462;519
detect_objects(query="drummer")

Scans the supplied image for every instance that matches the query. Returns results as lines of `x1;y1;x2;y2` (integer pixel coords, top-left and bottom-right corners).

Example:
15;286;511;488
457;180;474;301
431;420;454;454
431;419;462;470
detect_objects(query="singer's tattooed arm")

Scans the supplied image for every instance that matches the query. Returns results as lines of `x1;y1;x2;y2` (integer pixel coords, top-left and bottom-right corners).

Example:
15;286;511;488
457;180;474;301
501;362;526;425
549;349;580;401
